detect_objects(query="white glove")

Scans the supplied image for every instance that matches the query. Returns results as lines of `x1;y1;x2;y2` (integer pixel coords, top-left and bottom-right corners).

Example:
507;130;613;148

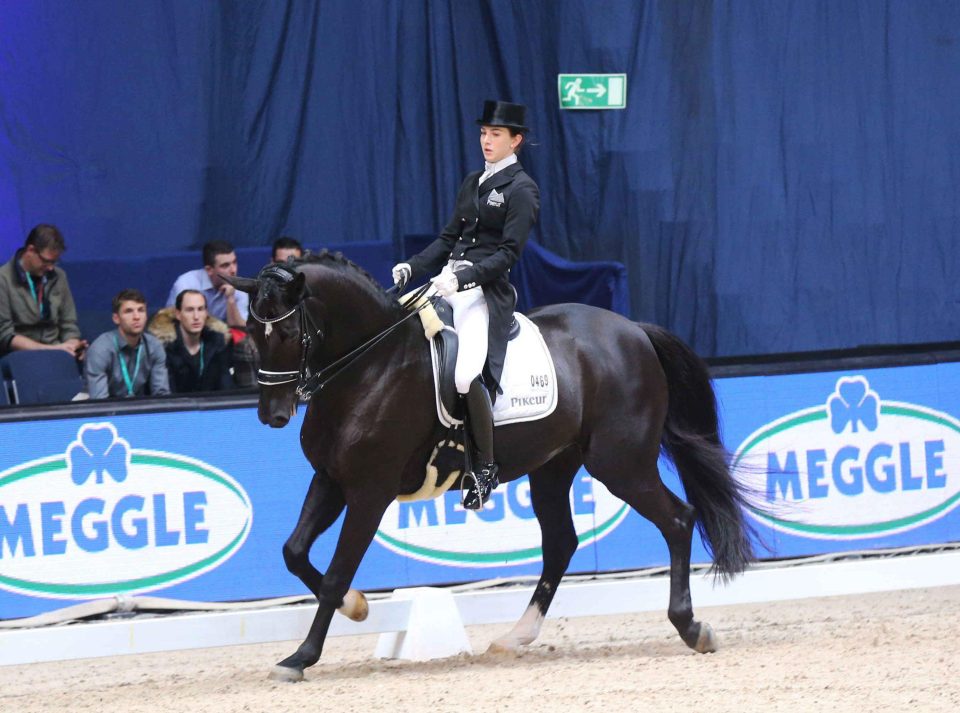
391;262;411;288
431;268;459;297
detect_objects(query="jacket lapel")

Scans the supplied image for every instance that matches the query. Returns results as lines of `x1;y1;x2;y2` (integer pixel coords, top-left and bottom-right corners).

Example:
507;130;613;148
478;161;522;196
469;170;482;214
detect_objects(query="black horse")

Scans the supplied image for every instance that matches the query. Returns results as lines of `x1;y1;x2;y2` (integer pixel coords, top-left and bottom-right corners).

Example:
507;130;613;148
227;252;755;682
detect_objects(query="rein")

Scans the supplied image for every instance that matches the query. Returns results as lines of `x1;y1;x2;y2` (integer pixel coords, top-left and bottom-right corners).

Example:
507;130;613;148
250;280;432;399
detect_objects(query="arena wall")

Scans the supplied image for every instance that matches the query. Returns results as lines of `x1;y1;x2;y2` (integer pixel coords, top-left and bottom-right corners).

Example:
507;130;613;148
2;355;958;620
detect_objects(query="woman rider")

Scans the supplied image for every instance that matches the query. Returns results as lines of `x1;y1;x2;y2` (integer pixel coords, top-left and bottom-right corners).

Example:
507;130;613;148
392;99;539;510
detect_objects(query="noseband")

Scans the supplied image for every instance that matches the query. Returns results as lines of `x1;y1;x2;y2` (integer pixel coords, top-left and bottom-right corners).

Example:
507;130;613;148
249;266;430;399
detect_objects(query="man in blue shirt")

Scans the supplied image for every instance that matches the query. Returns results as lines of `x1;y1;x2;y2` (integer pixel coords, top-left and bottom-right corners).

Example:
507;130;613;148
166;241;249;328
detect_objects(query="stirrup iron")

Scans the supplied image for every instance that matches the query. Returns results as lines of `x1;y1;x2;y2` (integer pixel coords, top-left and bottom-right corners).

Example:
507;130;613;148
461;462;499;511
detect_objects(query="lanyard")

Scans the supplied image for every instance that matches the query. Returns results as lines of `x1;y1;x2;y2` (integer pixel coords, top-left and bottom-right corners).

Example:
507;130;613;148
113;335;144;396
198;341;205;377
25;272;45;317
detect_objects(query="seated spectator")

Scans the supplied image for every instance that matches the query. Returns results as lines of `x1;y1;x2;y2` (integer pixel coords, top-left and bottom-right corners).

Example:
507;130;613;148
230;332;260;388
272;236;304;263
148;290;234;393
85;289;170;399
0;224;87;358
166;240;248;328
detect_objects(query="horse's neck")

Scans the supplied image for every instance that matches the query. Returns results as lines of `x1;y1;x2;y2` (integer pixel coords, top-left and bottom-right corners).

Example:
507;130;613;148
310;271;402;361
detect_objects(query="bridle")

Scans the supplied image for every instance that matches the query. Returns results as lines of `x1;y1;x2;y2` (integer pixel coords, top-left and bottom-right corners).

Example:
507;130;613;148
249;266;430;400
249;299;320;390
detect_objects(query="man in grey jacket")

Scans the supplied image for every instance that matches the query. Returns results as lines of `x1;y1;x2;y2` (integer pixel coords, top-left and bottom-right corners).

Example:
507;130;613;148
0;224;86;357
85;289;170;399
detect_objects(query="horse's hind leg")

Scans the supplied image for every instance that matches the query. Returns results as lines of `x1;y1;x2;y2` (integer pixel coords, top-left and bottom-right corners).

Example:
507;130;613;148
489;446;581;653
639;478;716;653
589;453;717;654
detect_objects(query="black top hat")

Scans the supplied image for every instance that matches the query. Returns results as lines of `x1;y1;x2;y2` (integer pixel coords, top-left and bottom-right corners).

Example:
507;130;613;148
476;100;529;132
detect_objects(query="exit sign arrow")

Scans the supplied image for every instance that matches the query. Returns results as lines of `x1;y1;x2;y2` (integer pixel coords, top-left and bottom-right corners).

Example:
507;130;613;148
558;74;626;110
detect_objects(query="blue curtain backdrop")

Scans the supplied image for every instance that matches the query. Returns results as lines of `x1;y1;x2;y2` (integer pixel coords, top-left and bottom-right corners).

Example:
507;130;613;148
1;1;958;357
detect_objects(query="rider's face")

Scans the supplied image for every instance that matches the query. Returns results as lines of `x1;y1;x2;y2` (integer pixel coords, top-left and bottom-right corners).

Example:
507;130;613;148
480;126;521;164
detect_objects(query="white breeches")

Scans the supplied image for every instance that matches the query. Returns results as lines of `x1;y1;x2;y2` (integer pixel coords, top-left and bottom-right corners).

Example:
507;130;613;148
443;269;489;394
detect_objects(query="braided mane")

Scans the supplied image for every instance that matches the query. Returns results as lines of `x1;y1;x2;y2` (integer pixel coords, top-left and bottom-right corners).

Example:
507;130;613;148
286;249;404;315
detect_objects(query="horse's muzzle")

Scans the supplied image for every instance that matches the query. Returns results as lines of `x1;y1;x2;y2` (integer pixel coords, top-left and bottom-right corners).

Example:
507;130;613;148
264;413;290;428
259;397;296;428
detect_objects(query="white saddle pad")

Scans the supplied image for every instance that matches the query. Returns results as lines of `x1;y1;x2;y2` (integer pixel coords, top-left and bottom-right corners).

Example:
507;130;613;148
431;313;559;427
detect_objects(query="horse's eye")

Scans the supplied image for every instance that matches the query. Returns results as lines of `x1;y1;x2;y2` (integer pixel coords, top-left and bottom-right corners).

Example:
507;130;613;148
279;324;299;341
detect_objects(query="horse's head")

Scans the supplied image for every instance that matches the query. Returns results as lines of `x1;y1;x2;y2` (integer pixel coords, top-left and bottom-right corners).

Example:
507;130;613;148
226;264;312;428
228;251;408;429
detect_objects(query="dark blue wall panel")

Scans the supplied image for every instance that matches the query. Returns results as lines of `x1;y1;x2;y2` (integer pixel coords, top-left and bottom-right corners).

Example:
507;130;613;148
2;1;959;356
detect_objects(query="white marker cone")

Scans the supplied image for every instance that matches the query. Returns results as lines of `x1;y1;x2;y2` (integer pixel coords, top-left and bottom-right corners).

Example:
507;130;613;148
374;587;473;661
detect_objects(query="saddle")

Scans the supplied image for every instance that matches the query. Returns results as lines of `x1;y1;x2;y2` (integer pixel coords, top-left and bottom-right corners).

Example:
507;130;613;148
429;297;461;420
396;292;558;503
401;292;557;428
428;297;520;421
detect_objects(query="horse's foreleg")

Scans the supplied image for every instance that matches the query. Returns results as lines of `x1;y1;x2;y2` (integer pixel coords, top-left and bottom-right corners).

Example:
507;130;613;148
272;495;392;682
489;448;581;653
281;469;345;598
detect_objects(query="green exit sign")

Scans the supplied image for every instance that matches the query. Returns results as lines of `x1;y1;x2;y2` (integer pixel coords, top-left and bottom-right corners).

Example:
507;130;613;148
558;73;627;109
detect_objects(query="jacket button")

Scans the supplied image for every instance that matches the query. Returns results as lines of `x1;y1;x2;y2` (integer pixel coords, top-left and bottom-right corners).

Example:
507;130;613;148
472;239;476;243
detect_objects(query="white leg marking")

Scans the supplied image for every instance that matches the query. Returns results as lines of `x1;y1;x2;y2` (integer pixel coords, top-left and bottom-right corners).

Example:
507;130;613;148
487;605;544;653
337;589;369;622
694;622;718;653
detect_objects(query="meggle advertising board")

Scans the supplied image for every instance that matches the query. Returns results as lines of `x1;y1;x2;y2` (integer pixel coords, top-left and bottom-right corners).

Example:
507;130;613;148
0;422;252;599
375;476;629;568
0;408;615;619
721;364;960;557
0;411;304;619
1;361;958;619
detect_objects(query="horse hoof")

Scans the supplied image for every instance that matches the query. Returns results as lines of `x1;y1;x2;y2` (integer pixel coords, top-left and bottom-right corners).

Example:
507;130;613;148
487;632;536;654
486;640;520;656
338;589;369;622
268;665;304;683
693;622;718;653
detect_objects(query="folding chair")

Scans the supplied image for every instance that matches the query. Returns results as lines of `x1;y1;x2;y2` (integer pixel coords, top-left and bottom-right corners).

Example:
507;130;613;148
0;350;85;405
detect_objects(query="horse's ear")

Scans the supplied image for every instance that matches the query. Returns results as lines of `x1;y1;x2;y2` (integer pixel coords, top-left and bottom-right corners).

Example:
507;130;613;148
289;271;307;299
223;274;259;294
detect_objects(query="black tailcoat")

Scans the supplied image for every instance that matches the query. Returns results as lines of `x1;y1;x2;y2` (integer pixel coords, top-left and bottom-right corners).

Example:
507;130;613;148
407;161;540;393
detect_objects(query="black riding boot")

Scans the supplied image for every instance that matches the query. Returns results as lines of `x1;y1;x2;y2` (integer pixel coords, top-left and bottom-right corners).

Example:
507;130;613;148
461;377;499;510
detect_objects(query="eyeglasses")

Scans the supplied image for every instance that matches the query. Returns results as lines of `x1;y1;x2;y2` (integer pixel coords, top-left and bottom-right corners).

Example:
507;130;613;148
29;247;60;267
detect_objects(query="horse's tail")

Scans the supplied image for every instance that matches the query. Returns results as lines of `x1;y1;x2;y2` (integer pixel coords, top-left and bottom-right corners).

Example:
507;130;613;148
642;323;755;580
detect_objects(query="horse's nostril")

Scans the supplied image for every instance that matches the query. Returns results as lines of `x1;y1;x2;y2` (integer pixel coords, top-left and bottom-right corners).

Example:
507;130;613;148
270;414;290;429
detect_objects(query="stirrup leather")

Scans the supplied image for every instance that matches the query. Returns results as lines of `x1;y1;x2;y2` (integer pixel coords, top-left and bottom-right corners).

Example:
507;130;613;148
461;462;500;511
